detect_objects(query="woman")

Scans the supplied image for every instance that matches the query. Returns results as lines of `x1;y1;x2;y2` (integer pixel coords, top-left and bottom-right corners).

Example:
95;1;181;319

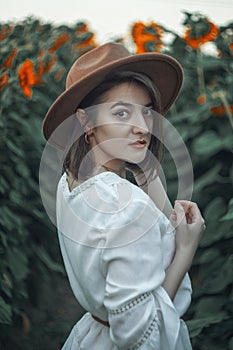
43;42;205;349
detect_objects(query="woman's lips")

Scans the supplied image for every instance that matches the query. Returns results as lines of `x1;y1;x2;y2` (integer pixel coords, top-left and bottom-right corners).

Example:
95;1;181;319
129;139;147;148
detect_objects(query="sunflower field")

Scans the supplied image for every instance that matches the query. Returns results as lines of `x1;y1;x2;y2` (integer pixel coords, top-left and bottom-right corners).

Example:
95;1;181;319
0;11;233;350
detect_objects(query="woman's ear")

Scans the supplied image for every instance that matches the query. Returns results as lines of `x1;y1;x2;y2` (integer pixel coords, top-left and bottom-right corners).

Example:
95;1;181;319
76;108;93;135
76;108;87;127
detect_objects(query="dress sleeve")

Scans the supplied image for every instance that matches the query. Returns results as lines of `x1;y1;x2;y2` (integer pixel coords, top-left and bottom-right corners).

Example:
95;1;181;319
100;182;181;350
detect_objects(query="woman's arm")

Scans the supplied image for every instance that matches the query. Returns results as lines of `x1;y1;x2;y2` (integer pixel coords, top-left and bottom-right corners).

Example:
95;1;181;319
131;169;205;301
162;200;205;300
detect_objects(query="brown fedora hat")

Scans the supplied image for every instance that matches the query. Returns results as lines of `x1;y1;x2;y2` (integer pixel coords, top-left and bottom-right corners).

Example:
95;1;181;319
43;42;183;149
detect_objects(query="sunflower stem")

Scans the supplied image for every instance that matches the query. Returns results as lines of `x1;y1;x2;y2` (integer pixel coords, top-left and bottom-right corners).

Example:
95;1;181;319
196;48;206;99
212;90;233;129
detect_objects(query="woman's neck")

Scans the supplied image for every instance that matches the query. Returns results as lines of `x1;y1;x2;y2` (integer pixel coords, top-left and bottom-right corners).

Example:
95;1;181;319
66;163;126;192
98;163;126;178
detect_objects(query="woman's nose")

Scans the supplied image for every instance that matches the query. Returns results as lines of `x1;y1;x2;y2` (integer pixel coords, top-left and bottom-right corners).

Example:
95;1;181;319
132;113;149;135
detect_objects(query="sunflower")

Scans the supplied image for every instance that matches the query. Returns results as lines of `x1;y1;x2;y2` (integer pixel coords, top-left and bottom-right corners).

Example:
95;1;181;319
131;21;163;54
183;17;219;49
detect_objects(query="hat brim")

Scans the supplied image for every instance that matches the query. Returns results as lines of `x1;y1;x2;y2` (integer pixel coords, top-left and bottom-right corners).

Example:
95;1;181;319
43;52;183;150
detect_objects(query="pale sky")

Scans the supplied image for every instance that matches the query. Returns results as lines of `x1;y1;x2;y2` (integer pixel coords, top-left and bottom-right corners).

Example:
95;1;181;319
0;0;233;43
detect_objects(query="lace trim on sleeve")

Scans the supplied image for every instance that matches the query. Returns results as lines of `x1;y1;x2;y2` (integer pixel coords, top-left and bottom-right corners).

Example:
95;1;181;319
129;315;159;350
109;291;152;315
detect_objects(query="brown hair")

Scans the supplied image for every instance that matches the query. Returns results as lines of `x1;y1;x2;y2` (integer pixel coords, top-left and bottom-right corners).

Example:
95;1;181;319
63;71;164;180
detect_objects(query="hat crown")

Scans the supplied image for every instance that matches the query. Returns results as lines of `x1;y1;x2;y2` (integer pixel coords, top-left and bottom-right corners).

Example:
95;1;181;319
66;42;131;89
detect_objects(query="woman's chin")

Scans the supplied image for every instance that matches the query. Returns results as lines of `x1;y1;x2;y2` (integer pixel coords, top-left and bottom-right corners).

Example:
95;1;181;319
123;154;147;164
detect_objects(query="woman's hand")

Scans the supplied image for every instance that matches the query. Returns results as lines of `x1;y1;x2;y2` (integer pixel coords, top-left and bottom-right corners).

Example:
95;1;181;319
171;200;206;255
162;200;206;300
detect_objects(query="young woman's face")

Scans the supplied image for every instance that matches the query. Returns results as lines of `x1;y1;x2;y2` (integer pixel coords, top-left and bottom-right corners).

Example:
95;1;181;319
87;82;154;170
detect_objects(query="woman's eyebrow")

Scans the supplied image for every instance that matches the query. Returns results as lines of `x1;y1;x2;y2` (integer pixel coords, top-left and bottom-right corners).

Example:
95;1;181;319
110;101;153;109
110;101;132;109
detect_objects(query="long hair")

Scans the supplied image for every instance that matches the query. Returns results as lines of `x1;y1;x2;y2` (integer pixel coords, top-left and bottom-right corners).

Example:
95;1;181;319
63;70;164;180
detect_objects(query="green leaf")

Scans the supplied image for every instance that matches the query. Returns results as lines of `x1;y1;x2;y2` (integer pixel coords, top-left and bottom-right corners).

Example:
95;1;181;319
194;163;222;193
229;337;233;350
204;197;226;221
35;246;64;274
197;248;220;264
221;198;233;221
6;248;29;282
195;296;226;318
0;272;13;298
6;138;25;157
0;207;21;231
15;163;30;178
0;296;12;324
199;197;227;246
9;190;23;206
0;175;8;195
192;130;231;157
203;255;233;293
187;313;228;338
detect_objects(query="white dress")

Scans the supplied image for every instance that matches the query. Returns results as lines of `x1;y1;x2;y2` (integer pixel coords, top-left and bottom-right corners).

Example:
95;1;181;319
56;171;193;350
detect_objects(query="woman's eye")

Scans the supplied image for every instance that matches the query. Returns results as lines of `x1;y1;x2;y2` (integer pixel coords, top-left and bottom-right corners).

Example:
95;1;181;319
142;107;153;117
112;109;129;119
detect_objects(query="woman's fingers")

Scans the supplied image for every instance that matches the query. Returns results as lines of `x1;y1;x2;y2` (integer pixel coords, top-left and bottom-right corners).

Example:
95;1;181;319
174;201;187;226
171;209;177;221
172;200;206;235
175;200;203;224
173;200;206;254
174;200;206;234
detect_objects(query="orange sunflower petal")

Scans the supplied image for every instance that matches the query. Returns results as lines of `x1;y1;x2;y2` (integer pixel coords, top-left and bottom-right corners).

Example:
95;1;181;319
197;94;206;104
0;25;13;41
75;33;97;51
77;23;88;35
0;72;9;91
48;34;71;53
4;48;17;68
210;105;233;117
18;59;42;99
37;56;56;75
